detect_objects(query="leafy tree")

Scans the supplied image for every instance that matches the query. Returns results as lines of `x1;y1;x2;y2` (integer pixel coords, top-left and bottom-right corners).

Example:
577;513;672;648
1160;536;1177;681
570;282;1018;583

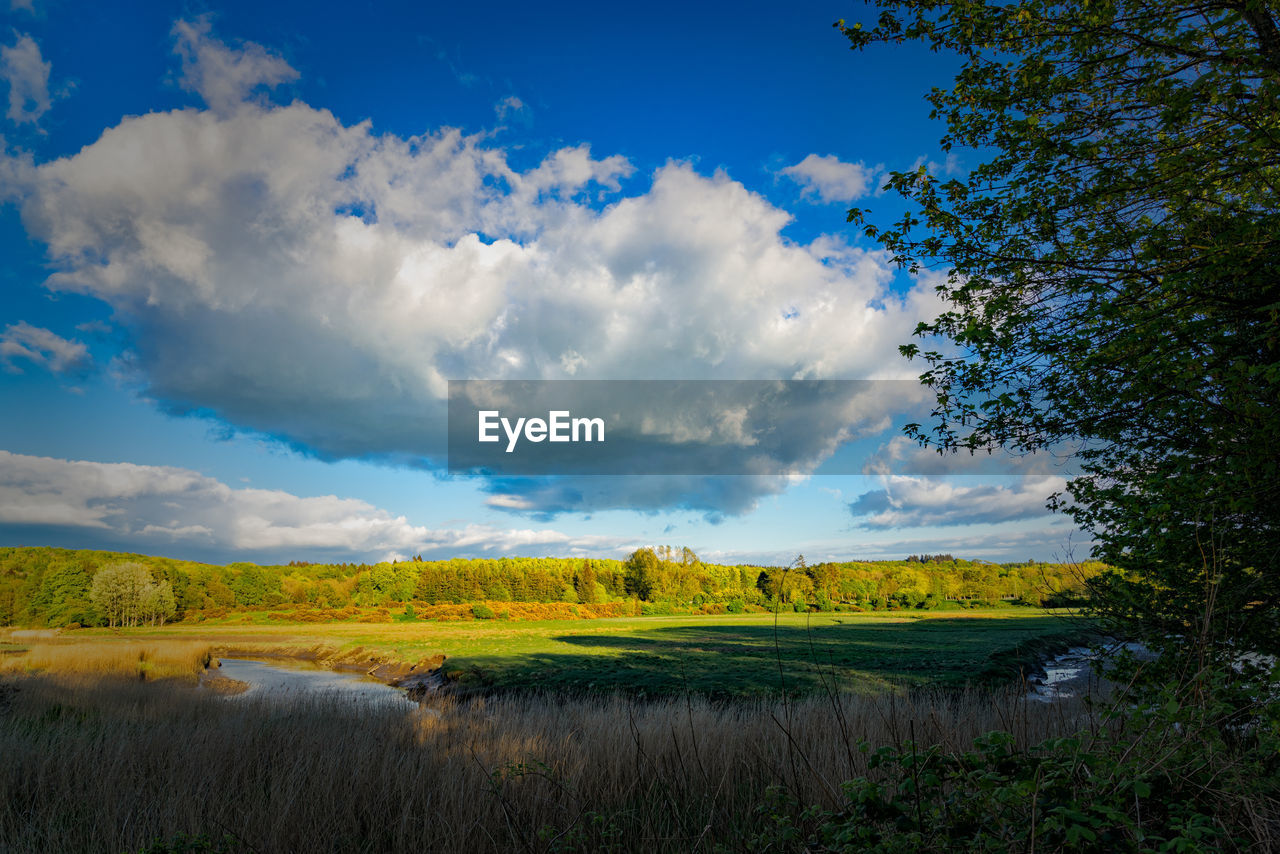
27;561;95;626
87;562;176;627
575;559;600;604
840;1;1280;654
229;564;273;607
0;582;15;626
140;579;177;626
90;563;152;628
623;548;660;601
808;562;841;600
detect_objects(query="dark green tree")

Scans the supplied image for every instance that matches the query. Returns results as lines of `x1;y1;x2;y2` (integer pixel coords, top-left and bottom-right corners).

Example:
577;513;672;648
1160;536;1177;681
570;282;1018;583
26;561;95;626
229;564;273;607
840;0;1280;655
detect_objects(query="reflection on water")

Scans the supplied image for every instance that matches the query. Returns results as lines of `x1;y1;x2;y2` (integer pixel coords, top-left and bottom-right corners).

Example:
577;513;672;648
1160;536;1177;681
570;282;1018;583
213;658;416;709
1025;646;1097;702
1025;641;1151;703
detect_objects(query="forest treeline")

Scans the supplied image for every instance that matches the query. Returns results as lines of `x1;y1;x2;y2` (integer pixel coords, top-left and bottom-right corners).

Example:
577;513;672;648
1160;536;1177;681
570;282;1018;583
0;545;1103;627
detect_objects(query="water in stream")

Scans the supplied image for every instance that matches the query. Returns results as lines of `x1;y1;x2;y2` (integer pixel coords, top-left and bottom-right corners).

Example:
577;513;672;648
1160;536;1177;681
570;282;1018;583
210;658;416;709
1025;641;1152;702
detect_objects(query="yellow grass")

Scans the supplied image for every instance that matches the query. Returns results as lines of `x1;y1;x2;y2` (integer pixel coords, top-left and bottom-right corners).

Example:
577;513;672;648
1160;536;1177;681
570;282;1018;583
0;639;213;681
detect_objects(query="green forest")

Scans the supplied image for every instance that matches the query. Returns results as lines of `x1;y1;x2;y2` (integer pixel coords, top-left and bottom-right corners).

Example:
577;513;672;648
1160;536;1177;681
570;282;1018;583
0;545;1102;628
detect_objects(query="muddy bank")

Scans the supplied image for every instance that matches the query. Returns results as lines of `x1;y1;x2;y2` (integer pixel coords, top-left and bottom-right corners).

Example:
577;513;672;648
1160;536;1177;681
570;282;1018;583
199;672;249;695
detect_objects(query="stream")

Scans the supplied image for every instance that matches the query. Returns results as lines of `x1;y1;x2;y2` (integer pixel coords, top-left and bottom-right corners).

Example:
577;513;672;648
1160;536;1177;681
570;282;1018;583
208;658;417;709
1025;641;1153;702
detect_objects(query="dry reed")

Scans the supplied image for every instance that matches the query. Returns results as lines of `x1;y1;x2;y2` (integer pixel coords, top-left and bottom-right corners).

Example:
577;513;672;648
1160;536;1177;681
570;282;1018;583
0;640;212;681
0;672;1093;853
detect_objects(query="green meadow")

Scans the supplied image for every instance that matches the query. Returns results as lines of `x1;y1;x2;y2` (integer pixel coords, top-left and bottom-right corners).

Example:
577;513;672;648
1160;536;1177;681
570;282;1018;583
57;608;1090;697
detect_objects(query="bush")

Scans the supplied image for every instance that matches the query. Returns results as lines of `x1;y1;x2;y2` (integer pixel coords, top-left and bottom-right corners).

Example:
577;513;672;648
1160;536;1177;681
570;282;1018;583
471;603;496;620
136;834;243;854
725;598;746;614
747;662;1279;852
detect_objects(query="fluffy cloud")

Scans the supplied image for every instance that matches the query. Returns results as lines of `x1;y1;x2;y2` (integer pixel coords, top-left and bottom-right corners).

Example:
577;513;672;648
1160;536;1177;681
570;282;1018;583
0;322;90;374
1;21;943;516
0;450;638;561
848;475;1067;529
1;32;52;124
172;17;298;114
780;154;878;203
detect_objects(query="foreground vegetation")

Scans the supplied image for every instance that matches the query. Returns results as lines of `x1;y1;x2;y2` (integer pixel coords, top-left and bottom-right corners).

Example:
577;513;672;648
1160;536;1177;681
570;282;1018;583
1;661;1274;853
2;607;1273;851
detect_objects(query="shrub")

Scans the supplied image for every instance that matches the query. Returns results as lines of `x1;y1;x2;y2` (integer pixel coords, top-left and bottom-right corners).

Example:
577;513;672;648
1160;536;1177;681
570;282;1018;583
136;834;243;854
747;662;1279;852
471;603;496;620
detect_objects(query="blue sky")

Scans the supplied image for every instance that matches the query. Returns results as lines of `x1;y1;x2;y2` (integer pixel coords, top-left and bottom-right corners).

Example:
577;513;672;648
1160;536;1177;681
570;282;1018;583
0;0;1087;565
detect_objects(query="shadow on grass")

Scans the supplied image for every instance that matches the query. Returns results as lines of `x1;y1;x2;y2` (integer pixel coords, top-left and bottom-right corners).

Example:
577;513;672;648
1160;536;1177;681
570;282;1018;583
447;616;1093;699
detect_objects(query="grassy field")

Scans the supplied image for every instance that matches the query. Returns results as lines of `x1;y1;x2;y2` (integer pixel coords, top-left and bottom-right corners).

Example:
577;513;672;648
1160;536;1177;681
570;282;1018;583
0;667;1100;854
7;608;1093;697
3;611;1271;851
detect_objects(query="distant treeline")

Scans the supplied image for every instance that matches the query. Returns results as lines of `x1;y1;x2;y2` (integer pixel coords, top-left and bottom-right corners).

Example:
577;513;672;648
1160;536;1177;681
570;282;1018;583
0;546;1103;627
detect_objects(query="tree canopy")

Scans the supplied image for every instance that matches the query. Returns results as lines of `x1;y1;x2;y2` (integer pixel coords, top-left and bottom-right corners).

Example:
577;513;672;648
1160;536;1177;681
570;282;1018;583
0;546;1098;626
840;0;1280;653
88;562;176;628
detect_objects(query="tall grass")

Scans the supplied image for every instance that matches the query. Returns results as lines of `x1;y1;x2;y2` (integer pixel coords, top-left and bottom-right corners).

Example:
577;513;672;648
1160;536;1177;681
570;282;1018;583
0;673;1091;853
0;640;212;681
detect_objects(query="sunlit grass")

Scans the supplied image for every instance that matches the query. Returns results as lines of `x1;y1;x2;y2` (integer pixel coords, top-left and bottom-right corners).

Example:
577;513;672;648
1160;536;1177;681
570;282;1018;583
95;609;1090;697
0;639;212;681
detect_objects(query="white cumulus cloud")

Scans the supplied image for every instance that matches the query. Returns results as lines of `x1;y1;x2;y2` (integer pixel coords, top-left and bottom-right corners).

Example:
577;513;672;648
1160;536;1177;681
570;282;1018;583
848;475;1067;529
0;450;640;560
780;153;878;203
0;20;945;517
